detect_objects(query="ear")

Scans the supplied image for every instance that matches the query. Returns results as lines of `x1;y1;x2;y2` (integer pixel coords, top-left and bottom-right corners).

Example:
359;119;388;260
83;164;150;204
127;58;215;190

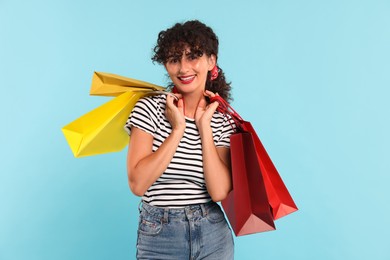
208;54;217;70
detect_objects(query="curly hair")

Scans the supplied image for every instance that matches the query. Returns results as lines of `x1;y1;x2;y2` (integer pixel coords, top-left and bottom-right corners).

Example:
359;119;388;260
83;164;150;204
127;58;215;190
152;20;232;102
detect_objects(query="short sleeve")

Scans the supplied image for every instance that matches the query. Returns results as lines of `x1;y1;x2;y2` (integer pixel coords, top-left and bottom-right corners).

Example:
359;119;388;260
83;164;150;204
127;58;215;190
124;96;158;136
215;114;236;148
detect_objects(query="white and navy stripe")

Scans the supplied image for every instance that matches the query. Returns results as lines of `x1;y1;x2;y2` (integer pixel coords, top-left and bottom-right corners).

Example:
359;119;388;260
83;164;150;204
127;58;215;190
124;95;235;208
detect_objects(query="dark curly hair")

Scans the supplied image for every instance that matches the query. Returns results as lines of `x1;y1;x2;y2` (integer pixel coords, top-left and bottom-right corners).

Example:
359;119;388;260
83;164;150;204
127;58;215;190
152;20;232;102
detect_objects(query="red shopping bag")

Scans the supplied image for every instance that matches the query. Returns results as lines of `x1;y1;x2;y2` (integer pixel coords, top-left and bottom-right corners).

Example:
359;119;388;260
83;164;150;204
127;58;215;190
243;122;298;220
211;96;298;221
222;132;276;236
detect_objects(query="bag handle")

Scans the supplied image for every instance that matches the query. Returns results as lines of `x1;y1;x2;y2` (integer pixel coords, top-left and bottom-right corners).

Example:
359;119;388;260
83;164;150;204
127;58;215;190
210;96;245;132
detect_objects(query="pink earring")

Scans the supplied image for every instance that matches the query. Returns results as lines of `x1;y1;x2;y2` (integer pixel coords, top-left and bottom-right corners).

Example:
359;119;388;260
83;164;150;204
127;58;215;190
210;65;219;81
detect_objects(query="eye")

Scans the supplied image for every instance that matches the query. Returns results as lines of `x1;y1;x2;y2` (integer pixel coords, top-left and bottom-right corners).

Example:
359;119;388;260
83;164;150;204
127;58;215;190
167;57;178;64
187;53;198;60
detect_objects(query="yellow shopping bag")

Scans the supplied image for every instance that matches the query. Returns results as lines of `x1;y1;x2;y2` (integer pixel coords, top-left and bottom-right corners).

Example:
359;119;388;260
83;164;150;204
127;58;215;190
62;91;146;157
62;72;169;157
90;71;164;96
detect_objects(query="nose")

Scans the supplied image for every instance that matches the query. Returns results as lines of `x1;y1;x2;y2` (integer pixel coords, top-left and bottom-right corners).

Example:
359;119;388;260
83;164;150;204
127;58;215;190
178;56;190;74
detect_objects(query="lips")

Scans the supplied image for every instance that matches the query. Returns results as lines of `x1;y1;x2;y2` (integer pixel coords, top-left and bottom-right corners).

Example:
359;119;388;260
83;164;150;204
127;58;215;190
178;75;195;84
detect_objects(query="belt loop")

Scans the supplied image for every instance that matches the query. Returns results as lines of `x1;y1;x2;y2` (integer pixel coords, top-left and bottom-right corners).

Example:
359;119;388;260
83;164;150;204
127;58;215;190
200;203;207;217
163;208;169;223
138;200;143;213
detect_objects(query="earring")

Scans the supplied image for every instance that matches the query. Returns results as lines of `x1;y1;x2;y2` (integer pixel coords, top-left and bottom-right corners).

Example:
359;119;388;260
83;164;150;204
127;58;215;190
210;65;219;81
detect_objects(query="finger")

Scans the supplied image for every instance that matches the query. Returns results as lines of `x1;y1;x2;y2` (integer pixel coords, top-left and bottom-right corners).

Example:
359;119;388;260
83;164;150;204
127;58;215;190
177;98;184;115
171;93;182;101
209;101;220;111
204;90;216;98
166;93;178;101
166;94;179;111
166;94;174;106
202;101;219;118
197;98;207;109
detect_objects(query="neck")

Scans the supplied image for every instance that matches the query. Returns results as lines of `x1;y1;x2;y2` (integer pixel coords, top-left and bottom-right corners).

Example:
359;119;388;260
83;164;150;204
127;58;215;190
182;91;204;118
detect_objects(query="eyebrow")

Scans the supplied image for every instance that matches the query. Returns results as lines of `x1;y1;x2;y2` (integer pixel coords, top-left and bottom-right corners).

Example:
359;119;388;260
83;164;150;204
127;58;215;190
165;48;203;62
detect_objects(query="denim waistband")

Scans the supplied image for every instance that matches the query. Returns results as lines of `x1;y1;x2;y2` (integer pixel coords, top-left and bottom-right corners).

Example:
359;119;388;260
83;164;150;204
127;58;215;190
140;200;217;223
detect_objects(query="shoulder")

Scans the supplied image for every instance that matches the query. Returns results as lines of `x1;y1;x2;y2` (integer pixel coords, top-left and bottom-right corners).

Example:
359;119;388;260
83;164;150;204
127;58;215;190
211;111;237;133
135;94;167;112
211;111;230;124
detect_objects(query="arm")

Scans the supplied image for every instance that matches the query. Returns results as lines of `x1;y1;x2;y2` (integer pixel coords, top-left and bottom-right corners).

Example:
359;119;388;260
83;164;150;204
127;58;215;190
195;92;232;201
127;94;185;196
127;127;184;196
200;126;232;202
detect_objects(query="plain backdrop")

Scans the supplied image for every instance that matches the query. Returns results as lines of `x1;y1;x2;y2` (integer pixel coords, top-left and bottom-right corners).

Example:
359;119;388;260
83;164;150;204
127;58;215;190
1;0;389;259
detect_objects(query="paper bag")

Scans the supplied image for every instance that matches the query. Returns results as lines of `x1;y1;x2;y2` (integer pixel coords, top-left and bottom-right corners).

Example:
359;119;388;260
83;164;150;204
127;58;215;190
241;122;298;220
222;132;276;236
210;95;298;221
90;71;164;96
62;91;144;157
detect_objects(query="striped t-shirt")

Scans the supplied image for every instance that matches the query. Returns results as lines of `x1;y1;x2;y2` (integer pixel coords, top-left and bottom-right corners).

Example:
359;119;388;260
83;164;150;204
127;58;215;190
124;94;235;208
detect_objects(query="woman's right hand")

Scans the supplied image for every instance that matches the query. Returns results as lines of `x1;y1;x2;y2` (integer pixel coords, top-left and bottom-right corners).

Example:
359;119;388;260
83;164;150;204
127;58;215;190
165;93;186;132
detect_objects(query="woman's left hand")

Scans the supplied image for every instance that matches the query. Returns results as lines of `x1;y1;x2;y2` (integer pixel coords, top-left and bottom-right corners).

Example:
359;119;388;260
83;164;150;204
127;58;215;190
195;90;219;129
195;90;232;202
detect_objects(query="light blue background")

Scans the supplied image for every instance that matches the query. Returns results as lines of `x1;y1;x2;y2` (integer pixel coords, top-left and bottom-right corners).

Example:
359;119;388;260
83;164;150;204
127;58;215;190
1;0;389;259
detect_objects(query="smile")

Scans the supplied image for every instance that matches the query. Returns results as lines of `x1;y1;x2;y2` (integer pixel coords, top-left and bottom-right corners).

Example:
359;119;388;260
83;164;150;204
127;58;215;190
178;75;195;84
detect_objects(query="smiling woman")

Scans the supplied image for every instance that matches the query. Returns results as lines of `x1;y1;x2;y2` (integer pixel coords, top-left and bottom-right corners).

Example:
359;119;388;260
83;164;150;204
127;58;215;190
152;20;232;102
164;47;216;109
125;20;236;259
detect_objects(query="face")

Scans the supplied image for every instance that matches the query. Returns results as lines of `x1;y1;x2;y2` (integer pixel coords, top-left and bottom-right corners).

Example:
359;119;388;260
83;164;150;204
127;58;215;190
164;47;216;95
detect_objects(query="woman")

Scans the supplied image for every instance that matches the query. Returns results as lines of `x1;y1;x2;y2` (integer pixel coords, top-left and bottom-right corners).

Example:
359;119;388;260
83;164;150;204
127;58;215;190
125;20;235;259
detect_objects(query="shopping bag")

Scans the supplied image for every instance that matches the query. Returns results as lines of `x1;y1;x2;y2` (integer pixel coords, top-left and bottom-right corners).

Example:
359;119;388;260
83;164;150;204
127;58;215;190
62;72;171;157
211;96;298;220
222;132;276;236
242;122;298;220
62;91;144;157
90;71;164;96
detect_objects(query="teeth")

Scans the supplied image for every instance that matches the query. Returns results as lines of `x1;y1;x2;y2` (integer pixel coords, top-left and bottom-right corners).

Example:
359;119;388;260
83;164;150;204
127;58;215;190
180;76;195;81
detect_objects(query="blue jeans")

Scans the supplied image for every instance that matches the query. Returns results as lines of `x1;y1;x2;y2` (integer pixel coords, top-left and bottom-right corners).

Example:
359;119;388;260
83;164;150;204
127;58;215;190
136;201;234;260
